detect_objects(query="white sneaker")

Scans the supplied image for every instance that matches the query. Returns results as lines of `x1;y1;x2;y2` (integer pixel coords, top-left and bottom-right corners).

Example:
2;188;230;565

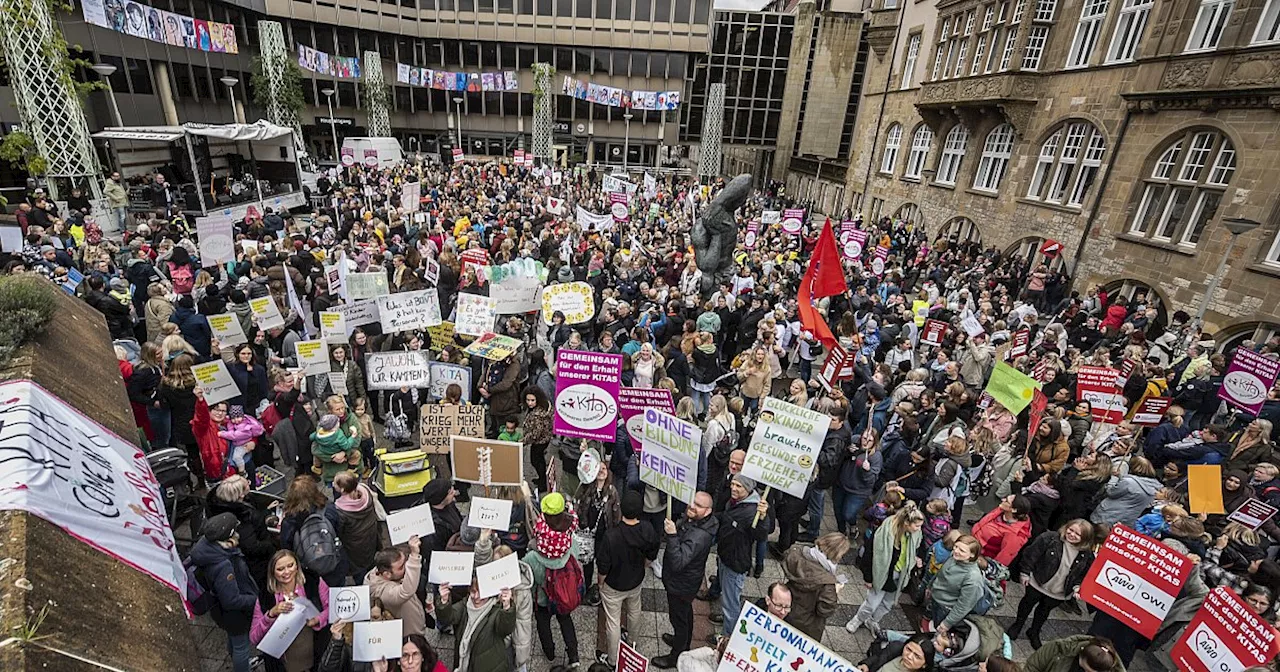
845;617;862;633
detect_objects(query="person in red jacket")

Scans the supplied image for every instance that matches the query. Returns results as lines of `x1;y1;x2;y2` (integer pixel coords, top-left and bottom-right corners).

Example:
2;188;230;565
1099;296;1129;337
192;387;231;481
971;494;1033;566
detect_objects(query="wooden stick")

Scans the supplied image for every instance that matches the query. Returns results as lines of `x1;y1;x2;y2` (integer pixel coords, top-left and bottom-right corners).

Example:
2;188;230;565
752;486;772;527
666;497;673;522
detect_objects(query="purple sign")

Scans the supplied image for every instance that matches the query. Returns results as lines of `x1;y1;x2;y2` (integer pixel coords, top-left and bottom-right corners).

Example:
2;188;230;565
781;208;805;235
1219;347;1280;414
553;349;623;441
618;387;675;453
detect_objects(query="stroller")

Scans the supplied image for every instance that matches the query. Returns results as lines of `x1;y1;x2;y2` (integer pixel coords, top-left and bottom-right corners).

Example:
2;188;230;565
864;618;1010;672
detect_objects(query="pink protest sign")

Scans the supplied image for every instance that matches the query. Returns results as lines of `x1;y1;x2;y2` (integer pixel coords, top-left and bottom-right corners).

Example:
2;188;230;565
553;349;623;441
619;387;675;453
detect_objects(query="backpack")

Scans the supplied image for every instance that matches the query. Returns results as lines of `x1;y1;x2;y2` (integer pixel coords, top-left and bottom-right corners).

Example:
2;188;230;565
293;511;342;576
167;261;194;295
972;559;1010;615
710;419;739;465
543;555;585;615
184;557;217;616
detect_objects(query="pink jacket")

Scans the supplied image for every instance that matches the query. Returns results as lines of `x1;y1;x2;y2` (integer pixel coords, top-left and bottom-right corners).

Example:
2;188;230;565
218;416;264;447
249;580;331;646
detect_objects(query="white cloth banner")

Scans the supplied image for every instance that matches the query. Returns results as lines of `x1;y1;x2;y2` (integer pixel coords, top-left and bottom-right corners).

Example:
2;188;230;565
0;381;186;603
644;172;657;199
576;206;614;231
401;182;421;213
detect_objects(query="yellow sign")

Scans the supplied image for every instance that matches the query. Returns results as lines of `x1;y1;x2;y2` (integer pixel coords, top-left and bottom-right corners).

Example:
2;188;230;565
463;332;524;361
295;340;329;376
426;321;455;352
912;300;930;327
1188;464;1227;514
541;281;596;325
319;311;347;344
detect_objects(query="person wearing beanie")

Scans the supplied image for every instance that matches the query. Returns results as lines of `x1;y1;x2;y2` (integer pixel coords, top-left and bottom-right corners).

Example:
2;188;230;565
594;490;660;665
188;512;260;672
654;491;718;669
522;493;582;666
170;292;213;358
418;479;463;560
309;413;359;486
712;474;772;636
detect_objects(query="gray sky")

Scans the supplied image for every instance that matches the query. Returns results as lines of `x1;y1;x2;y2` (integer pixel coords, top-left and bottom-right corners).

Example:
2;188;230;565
713;0;774;10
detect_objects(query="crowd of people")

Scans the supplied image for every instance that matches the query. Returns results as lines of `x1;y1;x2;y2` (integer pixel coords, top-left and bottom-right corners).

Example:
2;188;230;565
6;154;1280;672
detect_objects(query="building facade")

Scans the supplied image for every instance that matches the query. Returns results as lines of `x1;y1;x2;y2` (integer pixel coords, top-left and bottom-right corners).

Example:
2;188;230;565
844;0;1280;340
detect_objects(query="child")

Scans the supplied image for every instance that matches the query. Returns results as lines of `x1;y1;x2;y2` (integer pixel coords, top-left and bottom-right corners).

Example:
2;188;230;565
311;413;360;486
921;498;953;548
218;405;263;482
1135;490;1186;537
352;396;376;475
912;529;961;606
498;417;524;443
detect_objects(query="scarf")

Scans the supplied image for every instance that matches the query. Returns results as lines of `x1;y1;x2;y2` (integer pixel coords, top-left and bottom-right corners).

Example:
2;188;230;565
805;545;849;584
457;597;496;672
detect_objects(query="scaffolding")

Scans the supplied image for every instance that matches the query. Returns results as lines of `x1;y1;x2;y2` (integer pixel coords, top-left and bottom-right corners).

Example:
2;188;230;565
532;63;554;163
363;51;391;138
697;83;725;180
258;21;308;161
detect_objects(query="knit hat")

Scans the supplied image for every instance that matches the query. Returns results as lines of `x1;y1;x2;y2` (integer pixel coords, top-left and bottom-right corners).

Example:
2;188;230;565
420;478;452;506
109;277;128;292
732;474;757;491
621;491;643;520
557;266;573;283
228;405;245;420
540;492;566;516
201;512;239;542
459;525;481;545
318;414;340;431
39;244;54;254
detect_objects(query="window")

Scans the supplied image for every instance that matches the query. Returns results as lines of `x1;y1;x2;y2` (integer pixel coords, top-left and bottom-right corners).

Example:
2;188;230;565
881;124;903;174
971;35;988;74
931;18;951;80
905;125;934;179
1106;0;1153;62
936;125;969;186
1067;0;1109;67
1185;0;1235;52
1255;0;1280;43
1023;26;1049;70
1034;0;1056;21
1026;122;1107;206
1128;130;1236;247
999;27;1020;70
901;33;920;89
973;123;1015;192
952;40;969;77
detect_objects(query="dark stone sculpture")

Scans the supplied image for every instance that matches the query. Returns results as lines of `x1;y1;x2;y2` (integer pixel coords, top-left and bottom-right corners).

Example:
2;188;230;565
691;173;752;297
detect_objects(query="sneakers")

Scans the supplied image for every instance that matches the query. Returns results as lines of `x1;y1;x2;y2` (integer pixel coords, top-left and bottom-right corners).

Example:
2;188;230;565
845;617;862;634
651;559;663;579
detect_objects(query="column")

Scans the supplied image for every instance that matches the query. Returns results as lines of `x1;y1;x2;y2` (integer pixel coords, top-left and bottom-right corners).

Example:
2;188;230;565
697;83;724;179
152;61;180;125
362;51;391;138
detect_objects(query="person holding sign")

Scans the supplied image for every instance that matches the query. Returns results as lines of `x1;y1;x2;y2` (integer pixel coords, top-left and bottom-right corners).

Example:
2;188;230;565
366;634;445;672
653;491;717;669
227;343;271;414
249;550;331;671
365;535;426;637
434;580;516;672
714;474;772;636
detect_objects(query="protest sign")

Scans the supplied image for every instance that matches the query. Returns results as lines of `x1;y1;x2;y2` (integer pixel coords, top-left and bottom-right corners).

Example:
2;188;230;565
541;282;596;325
619;387;675;453
554;349;623;441
781;208;805;235
610;191;630;223
639;410;702;505
744;222;759;249
618;639;649;672
366;351;431;390
319;311;347;344
419;404;487;453
1027;389;1048;453
1189;464;1227;514
842;227;868;260
1077;366;1127;424
1010;328;1031;357
451;436;523;486
196;216;235;267
491;275;543;314
1219;347;1280;414
984;361;1040;414
1132;396;1172;426
718;601;853;672
576;205;614;231
960;314;985;337
294;340;329;376
335;300;380;330
468;496;514;531
475;552;521;598
1228;498;1279;530
741;397;830;498
347;272;390;300
401;181;421;212
426;321;455;351
208;313;247;346
455;293;499;337
258;597;319;658
386;503;436;545
192;360;239;405
921;319;948;346
761;210;780;224
871;246;889;275
428;551;475;585
815;343;855;392
1080;524;1194;639
248;296;286;330
1170;587;1280;672
464;332;523;361
330;584;371;622
912;300;931;327
353;620;403;662
378;289;443;332
327;372;349;396
428;362;472;402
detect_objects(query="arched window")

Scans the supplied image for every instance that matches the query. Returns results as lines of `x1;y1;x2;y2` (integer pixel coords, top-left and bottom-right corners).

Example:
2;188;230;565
1217;322;1280;355
1127;129;1236;247
935;124;969;185
1027;121;1107;207
881;124;903;174
905;125;934;179
938;216;982;245
1101;279;1168;329
1006;236;1068;272
973;123;1015;192
894;202;923;228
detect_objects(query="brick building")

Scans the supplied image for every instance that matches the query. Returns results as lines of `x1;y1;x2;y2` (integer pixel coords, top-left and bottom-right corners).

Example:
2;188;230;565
843;0;1280;343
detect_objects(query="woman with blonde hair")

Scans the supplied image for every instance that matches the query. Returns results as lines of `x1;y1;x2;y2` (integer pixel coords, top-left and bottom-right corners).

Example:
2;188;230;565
701;395;734;496
783;532;849;640
1012;520;1097;648
1228;418;1274;472
250;549;330;671
735;345;774;414
158;353;201;480
927;534;986;634
631;342;666;389
159;324;198;362
846;502;925;635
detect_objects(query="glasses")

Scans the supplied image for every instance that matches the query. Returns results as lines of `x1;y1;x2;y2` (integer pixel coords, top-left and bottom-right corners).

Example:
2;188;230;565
1245;597;1270;610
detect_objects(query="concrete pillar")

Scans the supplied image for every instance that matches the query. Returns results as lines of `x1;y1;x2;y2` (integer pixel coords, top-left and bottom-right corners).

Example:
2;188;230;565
234;100;246;124
152;61;179;125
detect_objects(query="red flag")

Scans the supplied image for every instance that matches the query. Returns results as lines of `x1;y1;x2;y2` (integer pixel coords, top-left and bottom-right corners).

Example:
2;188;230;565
798;219;848;348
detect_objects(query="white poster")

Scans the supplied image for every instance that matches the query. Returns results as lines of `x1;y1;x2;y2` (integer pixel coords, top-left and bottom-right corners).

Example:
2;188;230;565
192;360;240;405
455;293;499;337
428;362;472;402
401;181;421;213
717;601;854;672
761;210;781;225
294;340;329;376
490;276;543;314
258;597;320;658
353;620;403;662
319;311;347;344
961;314;985;337
547;196;564;215
386;503;436;545
575;205;614;231
640;410;702;505
475;552;521;598
540;282;596;326
330;584;371;622
336;300;380;330
428;550;475;585
365;351;432;391
196;215;235;268
249;296;286;331
742;397;830;498
347;272;390;300
208;313;247;347
328;372;349;396
467;497;514;530
0;381;186;603
378;289;443;332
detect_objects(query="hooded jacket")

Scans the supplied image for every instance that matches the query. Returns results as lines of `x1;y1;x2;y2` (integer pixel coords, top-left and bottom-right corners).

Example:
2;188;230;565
204;492;280;595
189;537;260;634
597;519;661;592
334;483;385;572
364;549;426;637
85;289;133;339
1024;635;1126;672
929;558;986;630
781;546;840;640
170;306;213;358
662;511;718;597
717;490;774;574
1018;530;1094;595
310;425;360;484
971;506;1032;566
815;421;852;489
1090;474;1162;527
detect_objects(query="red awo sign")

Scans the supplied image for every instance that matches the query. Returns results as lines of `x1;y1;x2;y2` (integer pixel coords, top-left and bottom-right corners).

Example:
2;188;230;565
1080;525;1194;639
921;319;948;347
1132;396;1172;426
1076;366;1127;425
1171;587;1280;672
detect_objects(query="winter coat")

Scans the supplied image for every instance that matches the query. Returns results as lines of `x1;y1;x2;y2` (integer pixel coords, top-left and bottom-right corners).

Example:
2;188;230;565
170;306;213;358
1053;466;1107;526
1090;474;1162;527
1024;635;1126;672
85;289;133;339
310;426;360;484
228;361;270;413
249;578;331;668
972;507;1032;566
816;422;853;489
691;344;722;385
717;491;773;574
487;359;524;419
191;396;230;478
506;559;535;667
364;549;425;637
334;484;385;573
1018;531;1094;595
929;558;985;629
958;341;994;388
870;519;923;594
436;595;517;672
1225;438;1273;473
204;493;280;595
1021;480;1062;539
1066;413;1091;454
662;512;719;597
1029;435;1070;476
189;537;260;634
523;538;580;609
145;296;175;342
838;446;883;497
782;546;840;640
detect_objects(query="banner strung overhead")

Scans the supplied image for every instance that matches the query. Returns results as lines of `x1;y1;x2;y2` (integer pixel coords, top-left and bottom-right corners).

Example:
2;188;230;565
396;63;520;92
560;76;680;109
297;45;362;79
83;0;239;54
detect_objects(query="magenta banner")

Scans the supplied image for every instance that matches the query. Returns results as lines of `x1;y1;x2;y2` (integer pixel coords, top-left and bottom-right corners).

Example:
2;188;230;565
1219;347;1280;414
553;349;623;441
618;387;675;453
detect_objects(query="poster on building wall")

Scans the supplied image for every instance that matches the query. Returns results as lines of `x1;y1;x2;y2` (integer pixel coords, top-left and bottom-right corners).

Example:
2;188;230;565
83;0;239;54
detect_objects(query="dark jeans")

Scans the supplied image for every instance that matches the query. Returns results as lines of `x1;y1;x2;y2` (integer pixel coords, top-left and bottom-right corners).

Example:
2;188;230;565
535;604;579;663
531;441;550;492
1012;584;1064;636
1088;611;1149;666
667;592;695;655
181;441;204;479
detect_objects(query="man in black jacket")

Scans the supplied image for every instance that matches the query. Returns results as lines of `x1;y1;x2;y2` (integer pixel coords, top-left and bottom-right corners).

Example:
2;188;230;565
188;512;260;672
715;475;772;636
83;276;133;340
653;491;717;669
595;492;660;665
